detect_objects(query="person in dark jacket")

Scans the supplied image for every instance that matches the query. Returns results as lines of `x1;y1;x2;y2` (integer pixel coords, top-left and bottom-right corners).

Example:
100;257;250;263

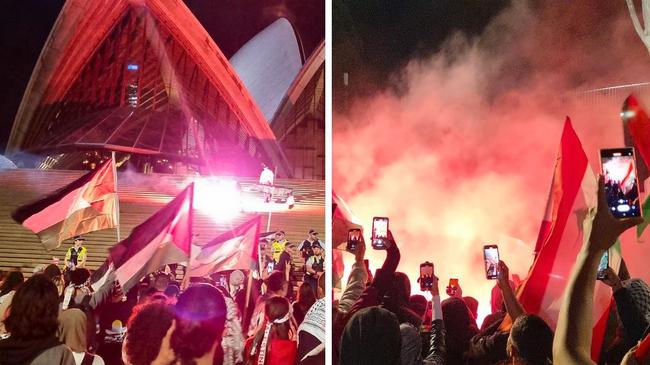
0;275;75;365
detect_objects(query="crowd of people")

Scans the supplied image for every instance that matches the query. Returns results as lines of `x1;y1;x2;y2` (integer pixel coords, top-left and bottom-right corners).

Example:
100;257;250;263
334;176;650;365
0;229;325;365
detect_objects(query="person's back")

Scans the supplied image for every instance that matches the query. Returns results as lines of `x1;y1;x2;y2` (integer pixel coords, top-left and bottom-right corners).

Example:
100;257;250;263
340;306;401;365
508;314;553;365
58;308;105;365
244;296;297;365
172;284;227;365
0;275;75;365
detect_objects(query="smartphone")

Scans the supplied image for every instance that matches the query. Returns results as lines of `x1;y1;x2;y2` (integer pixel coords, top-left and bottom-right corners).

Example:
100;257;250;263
448;278;459;295
597;250;609;280
420;262;434;291
371;217;389;250
483;244;500;280
600;148;642;219
347;229;361;252
218;275;228;288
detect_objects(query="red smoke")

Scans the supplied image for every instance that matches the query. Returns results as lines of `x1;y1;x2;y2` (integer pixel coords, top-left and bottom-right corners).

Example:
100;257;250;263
333;1;650;325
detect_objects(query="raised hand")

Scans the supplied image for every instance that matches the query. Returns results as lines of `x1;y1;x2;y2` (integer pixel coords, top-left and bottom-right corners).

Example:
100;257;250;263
600;267;623;292
589;175;644;253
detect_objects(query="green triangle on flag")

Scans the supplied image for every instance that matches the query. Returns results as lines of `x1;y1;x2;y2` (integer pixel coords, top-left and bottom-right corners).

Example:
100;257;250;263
637;195;650;238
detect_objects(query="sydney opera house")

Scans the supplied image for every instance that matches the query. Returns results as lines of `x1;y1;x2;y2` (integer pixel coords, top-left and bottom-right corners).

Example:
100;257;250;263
0;0;324;281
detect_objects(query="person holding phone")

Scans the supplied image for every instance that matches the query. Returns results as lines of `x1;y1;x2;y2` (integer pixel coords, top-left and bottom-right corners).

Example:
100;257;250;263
402;263;447;365
554;176;643;365
334;230;400;364
333;232;369;364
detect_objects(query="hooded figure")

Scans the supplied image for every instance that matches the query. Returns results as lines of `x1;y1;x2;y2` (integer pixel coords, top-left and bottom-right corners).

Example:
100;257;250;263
623;278;650;323
340;306;401;365
441;297;478;364
58;308;104;364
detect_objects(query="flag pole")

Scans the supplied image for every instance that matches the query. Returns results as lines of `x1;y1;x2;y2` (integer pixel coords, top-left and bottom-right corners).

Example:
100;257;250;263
112;151;121;243
243;270;253;328
266;166;277;232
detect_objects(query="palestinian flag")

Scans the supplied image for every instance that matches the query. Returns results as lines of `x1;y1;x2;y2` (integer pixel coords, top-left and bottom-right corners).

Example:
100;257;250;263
110;183;193;292
188;215;261;278
12;158;118;250
508;118;611;361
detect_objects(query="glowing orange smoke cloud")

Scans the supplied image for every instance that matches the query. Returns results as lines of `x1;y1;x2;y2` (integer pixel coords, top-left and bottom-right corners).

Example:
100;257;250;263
333;2;650;326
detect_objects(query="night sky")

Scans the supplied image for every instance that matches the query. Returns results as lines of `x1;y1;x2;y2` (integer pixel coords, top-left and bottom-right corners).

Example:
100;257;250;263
333;0;509;108
0;0;324;155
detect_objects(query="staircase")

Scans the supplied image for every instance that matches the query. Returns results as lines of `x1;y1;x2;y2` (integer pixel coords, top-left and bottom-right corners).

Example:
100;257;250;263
0;169;325;294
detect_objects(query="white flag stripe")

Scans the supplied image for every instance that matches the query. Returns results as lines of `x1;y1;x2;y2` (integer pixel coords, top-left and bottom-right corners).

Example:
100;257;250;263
22;185;89;233
189;221;258;277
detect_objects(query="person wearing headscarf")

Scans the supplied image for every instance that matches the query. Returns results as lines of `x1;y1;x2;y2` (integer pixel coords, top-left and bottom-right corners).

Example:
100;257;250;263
340;306;401;365
244;296;297;365
215;286;245;365
58;308;105;365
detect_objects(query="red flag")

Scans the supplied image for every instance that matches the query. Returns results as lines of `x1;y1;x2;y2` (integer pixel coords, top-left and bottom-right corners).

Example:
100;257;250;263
188;215;262;277
513;118;610;361
110;183;193;292
12;158;118;250
624;94;650;171
332;191;362;249
332;192;363;290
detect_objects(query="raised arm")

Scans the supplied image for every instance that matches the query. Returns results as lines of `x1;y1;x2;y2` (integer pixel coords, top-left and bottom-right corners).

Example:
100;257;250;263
338;237;368;314
424;273;446;365
553;176;643;365
497;260;525;322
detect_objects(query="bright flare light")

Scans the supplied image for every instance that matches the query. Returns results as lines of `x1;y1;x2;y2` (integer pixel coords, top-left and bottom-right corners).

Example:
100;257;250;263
193;178;241;222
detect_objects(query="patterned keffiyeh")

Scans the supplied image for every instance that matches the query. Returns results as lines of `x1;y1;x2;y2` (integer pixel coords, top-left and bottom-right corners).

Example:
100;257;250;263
623;278;650;323
298;298;325;344
221;295;245;365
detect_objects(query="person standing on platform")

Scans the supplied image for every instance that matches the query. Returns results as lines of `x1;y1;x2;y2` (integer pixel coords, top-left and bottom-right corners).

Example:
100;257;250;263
304;242;324;296
65;236;87;271
259;164;275;203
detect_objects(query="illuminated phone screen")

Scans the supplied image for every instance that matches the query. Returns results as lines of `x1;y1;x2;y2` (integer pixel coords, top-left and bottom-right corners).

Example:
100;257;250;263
373;218;388;238
601;148;641;218
483;245;499;280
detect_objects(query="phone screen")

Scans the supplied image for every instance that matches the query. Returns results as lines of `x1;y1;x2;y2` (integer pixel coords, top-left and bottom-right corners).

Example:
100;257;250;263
601;148;641;218
347;229;361;252
597;250;609;280
483;245;499;280
372;217;389;249
218;275;228;288
420;262;434;291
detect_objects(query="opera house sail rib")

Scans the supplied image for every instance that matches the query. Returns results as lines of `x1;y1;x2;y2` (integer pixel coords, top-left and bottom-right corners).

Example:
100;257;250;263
6;0;293;177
